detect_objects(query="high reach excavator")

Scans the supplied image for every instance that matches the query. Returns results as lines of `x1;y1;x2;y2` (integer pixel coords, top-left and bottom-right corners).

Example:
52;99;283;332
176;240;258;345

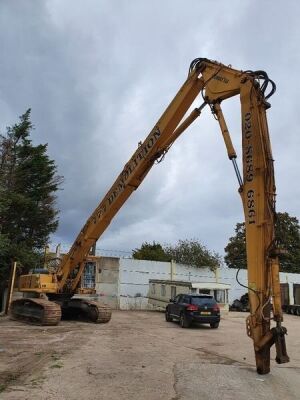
11;58;289;374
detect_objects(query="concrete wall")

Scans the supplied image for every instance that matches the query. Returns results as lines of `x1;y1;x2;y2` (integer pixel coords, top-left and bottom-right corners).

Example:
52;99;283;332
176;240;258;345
118;259;219;310
111;258;300;309
119;259;168;310
5;257;299;312
94;257;119;309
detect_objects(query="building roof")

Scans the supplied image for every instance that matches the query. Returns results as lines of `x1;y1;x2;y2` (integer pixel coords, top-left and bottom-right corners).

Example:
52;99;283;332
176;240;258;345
149;279;230;290
149;279;192;286
191;282;231;290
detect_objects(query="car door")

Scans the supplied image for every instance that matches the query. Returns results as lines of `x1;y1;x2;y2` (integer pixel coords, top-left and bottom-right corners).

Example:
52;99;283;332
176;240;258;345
168;294;179;317
180;295;191;315
172;295;184;318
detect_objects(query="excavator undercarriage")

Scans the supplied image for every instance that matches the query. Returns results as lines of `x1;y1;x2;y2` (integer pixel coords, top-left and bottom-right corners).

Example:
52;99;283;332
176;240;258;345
10;297;111;326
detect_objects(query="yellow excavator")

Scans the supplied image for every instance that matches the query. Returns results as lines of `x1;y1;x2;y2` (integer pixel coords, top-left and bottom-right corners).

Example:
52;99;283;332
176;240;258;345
11;58;289;374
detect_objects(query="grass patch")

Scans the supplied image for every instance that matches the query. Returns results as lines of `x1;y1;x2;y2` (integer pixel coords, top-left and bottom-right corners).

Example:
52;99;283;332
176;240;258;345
50;363;63;369
51;353;60;361
6;373;17;382
30;377;45;387
0;384;6;393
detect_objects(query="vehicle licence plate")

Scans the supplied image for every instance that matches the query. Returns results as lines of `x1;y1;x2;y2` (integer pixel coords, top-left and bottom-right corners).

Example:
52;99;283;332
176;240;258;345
200;311;211;315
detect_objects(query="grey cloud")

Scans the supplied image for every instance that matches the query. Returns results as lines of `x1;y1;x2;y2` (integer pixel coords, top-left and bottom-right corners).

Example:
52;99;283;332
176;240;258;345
0;0;299;256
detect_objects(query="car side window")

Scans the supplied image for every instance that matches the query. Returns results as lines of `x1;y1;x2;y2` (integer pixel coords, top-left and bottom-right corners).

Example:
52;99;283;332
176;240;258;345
183;296;190;304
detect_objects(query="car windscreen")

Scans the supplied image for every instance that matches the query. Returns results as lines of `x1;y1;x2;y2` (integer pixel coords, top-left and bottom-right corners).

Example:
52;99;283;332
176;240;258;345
191;297;216;306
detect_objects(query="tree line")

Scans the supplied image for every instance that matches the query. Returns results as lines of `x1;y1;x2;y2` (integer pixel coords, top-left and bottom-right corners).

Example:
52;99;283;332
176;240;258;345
133;212;300;273
132;239;222;271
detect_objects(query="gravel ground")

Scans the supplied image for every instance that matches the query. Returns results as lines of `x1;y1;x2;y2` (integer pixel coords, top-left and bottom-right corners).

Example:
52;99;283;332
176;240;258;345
0;310;299;399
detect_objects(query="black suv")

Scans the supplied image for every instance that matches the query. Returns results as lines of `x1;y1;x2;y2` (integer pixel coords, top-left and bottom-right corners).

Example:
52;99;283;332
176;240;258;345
165;294;220;328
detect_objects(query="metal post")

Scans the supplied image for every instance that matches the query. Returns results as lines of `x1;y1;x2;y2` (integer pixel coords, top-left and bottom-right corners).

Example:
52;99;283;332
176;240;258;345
5;261;17;314
170;260;176;281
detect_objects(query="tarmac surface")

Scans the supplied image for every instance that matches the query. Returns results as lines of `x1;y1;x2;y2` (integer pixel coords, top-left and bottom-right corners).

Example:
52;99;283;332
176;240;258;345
0;310;299;399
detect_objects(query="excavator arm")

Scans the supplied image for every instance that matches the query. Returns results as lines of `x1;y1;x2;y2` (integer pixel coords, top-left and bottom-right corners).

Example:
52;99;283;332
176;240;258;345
196;59;289;373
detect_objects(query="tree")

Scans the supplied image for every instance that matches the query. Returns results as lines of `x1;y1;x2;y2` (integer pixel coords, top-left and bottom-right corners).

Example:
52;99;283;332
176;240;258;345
224;223;247;270
132;241;171;262
0;109;63;289
164;239;222;271
132;239;221;270
274;212;300;273
224;213;300;273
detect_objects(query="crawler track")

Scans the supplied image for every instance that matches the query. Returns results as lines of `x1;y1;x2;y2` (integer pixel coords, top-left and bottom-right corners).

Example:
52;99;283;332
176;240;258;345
85;300;112;323
61;298;112;323
10;298;62;325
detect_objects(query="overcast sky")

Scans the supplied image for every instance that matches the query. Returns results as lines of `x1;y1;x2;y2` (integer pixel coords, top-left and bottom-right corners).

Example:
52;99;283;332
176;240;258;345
0;1;299;257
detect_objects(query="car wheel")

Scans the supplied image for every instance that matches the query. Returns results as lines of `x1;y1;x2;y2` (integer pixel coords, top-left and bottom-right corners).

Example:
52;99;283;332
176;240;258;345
179;313;190;328
165;309;173;322
210;322;219;329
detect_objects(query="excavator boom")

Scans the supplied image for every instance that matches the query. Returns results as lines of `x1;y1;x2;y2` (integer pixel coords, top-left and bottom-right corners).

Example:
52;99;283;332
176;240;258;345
58;71;205;289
